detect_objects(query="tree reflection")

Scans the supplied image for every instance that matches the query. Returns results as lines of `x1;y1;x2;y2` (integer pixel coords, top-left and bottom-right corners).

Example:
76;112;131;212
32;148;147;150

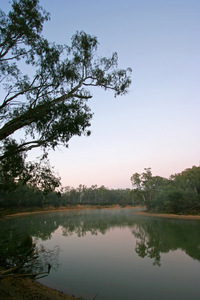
131;217;200;266
1;209;200;267
0;223;60;278
132;225;162;266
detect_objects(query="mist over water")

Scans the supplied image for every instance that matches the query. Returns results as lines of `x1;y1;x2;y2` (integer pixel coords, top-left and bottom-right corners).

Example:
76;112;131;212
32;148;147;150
2;208;200;300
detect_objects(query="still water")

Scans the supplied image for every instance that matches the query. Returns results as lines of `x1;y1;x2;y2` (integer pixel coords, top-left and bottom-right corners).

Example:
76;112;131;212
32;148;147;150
2;208;200;299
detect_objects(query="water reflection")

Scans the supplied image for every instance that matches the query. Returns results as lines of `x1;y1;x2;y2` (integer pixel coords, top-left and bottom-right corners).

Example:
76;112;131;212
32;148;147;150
132;217;200;266
0;228;60;277
1;208;200;266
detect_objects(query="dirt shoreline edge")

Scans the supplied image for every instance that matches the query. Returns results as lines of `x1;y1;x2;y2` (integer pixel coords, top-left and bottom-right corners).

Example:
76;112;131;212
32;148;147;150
4;205;200;220
3;204;124;218
133;211;200;220
0;277;81;300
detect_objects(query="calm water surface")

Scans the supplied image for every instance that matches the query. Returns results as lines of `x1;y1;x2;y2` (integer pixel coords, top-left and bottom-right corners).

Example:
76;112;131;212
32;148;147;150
2;208;200;300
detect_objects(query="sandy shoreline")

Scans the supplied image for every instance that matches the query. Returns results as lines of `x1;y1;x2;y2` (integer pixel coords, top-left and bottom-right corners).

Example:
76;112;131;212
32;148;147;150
4;205;200;220
3;205;200;220
133;211;200;220
3;204;129;218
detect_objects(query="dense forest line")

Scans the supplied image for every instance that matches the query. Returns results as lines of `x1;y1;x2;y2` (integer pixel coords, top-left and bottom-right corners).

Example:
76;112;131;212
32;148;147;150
0;157;200;214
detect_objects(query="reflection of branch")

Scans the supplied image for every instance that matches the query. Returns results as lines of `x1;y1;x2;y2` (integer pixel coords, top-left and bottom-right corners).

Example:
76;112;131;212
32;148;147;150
0;235;60;281
0;256;49;279
0;254;49;279
92;292;99;300
0;261;25;275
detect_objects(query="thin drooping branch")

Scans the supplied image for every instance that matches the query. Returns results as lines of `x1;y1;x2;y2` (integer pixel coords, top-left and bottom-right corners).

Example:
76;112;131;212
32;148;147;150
0;76;42;111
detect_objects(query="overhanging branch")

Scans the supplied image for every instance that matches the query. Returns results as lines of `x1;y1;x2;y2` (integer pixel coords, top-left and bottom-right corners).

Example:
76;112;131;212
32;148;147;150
0;139;46;161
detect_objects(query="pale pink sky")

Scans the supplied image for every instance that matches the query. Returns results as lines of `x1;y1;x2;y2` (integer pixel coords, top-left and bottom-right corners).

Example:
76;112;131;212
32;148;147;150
2;0;200;188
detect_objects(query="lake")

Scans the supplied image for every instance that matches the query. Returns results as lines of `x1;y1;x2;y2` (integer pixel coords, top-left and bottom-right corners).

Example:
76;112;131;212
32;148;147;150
1;208;200;300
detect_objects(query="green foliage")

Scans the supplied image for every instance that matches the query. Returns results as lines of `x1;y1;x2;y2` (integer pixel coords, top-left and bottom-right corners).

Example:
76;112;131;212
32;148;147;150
0;183;137;209
130;168;169;210
0;139;61;206
0;234;35;270
131;165;200;214
0;139;25;189
171;166;200;196
0;229;59;276
1;164;200;213
20;158;61;195
0;0;132;161
61;185;135;206
0;185;44;208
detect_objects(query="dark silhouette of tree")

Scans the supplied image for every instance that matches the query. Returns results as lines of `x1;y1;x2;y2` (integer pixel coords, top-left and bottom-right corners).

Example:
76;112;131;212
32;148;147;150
0;233;59;279
0;0;132;161
0;143;61;194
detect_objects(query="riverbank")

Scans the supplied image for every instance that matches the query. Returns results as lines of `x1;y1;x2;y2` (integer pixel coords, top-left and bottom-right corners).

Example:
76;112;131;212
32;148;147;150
2;204;134;218
3;205;200;220
0;277;82;300
133;211;200;220
2;205;200;220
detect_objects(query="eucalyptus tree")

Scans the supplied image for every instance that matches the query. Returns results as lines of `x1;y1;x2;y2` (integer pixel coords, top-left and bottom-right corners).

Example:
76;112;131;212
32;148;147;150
130;168;169;210
0;136;60;193
0;0;132;161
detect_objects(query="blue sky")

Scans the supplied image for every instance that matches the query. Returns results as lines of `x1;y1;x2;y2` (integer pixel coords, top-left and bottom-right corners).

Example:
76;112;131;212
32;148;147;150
1;0;200;188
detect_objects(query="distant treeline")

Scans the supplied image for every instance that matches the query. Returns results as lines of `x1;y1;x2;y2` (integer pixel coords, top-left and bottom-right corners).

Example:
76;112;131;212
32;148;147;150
0;165;200;215
61;185;135;206
0;185;135;209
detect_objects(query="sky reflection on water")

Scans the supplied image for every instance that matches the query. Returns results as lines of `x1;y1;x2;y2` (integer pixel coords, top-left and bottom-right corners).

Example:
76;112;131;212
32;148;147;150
34;209;200;300
2;208;200;299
